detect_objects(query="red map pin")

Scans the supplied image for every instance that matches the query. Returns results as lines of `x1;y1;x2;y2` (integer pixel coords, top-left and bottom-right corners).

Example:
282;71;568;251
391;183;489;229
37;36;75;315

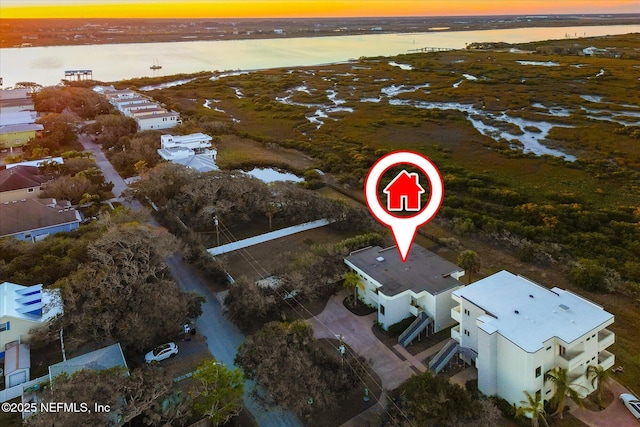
364;151;444;262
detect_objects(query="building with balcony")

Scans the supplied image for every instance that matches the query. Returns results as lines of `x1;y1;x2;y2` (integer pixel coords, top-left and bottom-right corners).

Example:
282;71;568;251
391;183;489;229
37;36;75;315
451;270;615;407
344;245;464;347
157;133;218;172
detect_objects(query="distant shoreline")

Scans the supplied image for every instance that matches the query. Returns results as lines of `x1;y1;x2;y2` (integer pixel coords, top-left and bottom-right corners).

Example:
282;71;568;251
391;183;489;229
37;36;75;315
2;14;639;49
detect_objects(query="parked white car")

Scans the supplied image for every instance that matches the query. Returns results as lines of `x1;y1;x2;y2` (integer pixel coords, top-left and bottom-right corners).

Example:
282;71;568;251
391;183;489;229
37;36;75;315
145;342;178;363
620;393;640;420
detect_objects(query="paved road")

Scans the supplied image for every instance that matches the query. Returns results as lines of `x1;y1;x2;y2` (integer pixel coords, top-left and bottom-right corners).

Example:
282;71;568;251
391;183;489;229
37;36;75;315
166;255;304;427
80;132;303;426
77;132;142;209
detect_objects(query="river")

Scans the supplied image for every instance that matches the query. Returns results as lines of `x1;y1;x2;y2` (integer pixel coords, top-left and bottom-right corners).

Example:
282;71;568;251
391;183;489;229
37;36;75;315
1;24;639;87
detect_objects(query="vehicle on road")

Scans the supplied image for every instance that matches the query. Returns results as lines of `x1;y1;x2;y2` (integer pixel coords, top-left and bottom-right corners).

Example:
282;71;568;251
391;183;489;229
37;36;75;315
145;342;178;363
620;393;640;420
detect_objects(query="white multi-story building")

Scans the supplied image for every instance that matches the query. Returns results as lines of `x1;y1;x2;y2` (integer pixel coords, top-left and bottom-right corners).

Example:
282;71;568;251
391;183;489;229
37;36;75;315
451;270;615;407
136;112;180;131
345;245;464;347
157;133;217;172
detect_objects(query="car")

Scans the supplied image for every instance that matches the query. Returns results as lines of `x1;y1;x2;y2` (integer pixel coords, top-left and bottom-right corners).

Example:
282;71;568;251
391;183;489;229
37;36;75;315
620;393;640;420
145;342;178;363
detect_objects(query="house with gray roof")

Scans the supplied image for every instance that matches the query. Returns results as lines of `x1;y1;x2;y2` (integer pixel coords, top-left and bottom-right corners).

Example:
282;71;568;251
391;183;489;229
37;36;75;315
0;165;51;202
0;198;82;242
344;244;465;346
48;343;128;381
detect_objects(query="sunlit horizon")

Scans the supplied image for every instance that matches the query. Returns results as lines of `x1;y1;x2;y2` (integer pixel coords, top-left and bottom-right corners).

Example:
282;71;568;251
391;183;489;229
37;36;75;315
2;0;639;19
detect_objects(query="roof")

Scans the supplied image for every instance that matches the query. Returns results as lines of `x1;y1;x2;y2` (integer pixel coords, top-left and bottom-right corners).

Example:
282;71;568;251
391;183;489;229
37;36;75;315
0;166;50;192
129;107;167;115
172;153;219;172
453;270;614;353
345;245;463;296
5;157;64;169
0;98;34;109
136;112;179;120
0;282;62;322
4;344;31;375
0;111;37;126
0;123;43;134
0;198;81;237
48;343;128;380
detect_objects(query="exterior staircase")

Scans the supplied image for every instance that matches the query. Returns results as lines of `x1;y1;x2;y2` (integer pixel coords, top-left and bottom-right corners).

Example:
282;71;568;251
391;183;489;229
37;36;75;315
429;339;459;373
398;311;430;348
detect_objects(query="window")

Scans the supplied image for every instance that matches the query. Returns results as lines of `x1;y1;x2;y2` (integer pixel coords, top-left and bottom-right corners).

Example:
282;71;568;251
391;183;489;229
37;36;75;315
464;308;470;316
464;329;470;337
546;346;551;351
0;321;9;332
379;305;385;315
559;345;566;356
536;366;542;378
536;390;541;400
27;188;35;193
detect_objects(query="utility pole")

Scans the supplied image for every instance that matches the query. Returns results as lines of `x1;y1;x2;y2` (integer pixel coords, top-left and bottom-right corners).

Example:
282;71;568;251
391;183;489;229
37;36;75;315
213;215;220;246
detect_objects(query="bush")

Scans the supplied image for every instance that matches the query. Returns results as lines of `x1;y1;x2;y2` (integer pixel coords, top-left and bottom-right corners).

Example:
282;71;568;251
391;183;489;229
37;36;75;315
387;316;416;337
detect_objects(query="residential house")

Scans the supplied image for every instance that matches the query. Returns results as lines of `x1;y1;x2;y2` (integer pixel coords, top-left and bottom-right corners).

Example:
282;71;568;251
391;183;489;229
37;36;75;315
128;107;167;118
136;111;180;131
4;344;31;387
157;133;217;172
451;270;615;407
5;157;64;170
0;111;37;127
0;123;43;151
0;166;51;202
344;245;465;347
22;343;128;419
48;343;128;381
0;282;62;358
0;89;34;113
0;198;82;241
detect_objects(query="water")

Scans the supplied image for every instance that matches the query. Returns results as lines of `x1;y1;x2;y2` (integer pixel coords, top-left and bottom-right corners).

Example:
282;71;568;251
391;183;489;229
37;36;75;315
1;24;638;87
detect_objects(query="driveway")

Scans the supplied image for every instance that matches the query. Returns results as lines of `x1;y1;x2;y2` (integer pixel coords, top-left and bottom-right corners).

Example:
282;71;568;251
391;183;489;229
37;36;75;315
569;379;639;427
310;290;415;391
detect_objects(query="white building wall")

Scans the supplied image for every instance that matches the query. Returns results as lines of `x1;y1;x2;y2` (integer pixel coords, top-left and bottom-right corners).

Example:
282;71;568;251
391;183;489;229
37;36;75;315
137;115;179;131
477;326;497;396
378;292;411;330
433;288;461;332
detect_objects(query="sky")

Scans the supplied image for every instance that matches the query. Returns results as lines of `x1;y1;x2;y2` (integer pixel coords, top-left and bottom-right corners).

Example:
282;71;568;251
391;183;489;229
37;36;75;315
1;0;638;19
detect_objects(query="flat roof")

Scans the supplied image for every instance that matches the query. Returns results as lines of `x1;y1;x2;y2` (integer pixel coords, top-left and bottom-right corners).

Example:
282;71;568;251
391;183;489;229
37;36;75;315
136;112;179;120
453;270;614;352
345;245;463;296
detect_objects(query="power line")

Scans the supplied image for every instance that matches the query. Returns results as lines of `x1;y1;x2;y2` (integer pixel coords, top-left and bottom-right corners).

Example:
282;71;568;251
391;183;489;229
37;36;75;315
214;217;416;427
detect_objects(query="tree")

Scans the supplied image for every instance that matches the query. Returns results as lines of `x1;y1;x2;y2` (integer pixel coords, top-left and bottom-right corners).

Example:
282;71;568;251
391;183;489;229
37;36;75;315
569;259;607;292
43;174;93;205
236;321;366;418
191;359;245;426
223;278;279;331
27;365;173;427
342;271;362;307
457;250;480;284
386;371;493;426
516;390;550;427
545;367;583;419
53;222;204;352
586;365;610;408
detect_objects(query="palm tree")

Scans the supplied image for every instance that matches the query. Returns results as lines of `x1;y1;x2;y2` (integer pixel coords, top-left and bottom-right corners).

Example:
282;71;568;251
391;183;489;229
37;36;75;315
457;249;480;284
342;271;362;307
586;364;610;408
516;390;550;427
545;367;583;419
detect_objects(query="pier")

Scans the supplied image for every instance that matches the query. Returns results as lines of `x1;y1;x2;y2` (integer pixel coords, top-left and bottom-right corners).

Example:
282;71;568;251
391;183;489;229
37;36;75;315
64;69;93;81
408;46;456;53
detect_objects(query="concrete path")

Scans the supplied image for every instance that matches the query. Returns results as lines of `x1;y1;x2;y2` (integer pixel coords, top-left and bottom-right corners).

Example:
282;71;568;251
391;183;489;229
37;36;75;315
207;219;330;255
309;291;416;392
569;379;638;427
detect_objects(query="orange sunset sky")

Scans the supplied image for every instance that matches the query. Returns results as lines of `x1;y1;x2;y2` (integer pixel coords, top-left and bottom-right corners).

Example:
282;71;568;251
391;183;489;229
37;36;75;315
2;0;638;19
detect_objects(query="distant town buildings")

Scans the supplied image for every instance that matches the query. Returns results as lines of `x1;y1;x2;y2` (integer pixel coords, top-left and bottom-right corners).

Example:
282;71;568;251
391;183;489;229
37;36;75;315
93;85;181;131
451;270;615;407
